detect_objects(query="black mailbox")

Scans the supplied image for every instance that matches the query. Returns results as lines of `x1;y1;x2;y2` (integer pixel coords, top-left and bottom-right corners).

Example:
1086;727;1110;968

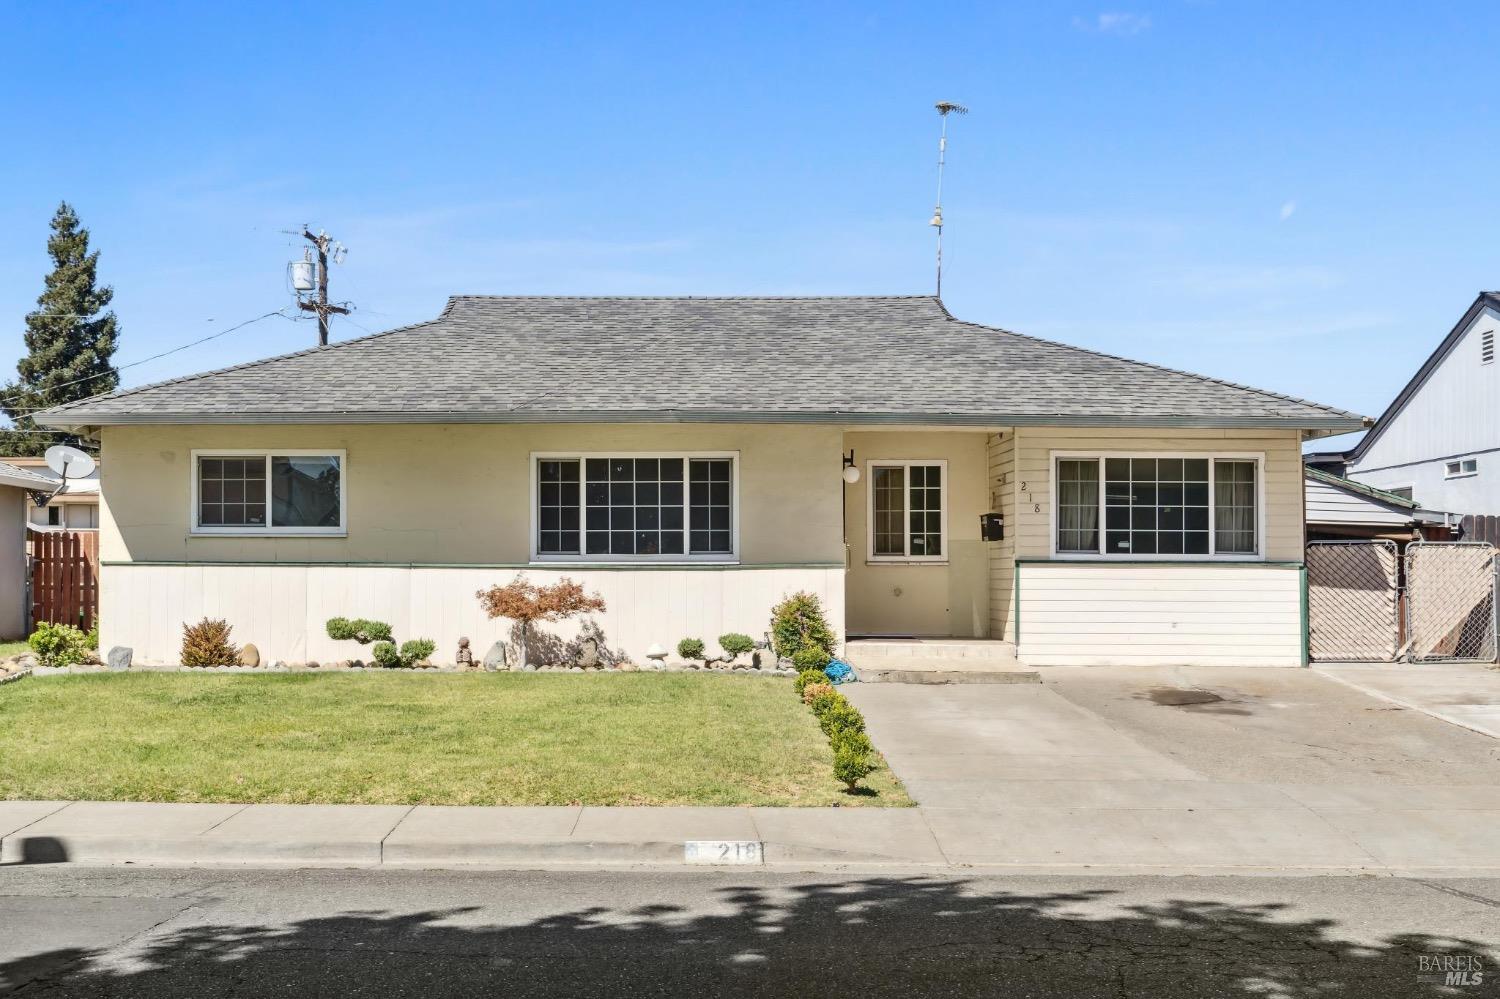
980;512;1004;542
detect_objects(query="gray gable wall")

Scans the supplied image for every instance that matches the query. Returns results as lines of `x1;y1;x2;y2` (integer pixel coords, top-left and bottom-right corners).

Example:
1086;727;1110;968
35;296;1365;431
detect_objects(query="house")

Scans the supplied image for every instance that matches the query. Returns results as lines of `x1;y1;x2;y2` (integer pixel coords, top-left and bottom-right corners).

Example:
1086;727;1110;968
34;295;1366;668
1304;467;1452;544
0;460;63;637
1;455;101;532
1338;292;1500;515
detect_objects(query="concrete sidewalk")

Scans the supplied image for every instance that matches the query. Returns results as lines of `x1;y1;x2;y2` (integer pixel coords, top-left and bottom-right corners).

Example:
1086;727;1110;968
1314;661;1500;739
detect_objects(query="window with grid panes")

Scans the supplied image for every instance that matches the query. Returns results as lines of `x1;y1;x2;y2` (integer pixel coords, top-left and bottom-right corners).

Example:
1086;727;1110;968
870;462;944;559
534;455;734;558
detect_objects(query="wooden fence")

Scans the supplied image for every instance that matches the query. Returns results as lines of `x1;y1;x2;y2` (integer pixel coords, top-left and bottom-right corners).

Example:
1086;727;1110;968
29;530;99;632
1461;515;1500;545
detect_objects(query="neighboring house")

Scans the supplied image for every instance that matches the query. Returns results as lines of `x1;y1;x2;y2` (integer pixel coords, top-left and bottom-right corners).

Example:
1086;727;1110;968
1340;292;1500;514
35;295;1366;668
0;460;61;637
1304;467;1451;543
1;455;101;532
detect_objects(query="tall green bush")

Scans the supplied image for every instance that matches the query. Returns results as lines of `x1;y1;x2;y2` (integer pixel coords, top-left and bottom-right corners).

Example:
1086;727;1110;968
769;591;837;662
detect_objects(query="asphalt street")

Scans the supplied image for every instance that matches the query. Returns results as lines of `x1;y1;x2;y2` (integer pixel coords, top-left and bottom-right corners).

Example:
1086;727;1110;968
1;866;1497;997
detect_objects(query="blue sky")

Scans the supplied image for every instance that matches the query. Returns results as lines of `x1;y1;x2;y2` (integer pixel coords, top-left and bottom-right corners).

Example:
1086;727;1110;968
1;2;1495;448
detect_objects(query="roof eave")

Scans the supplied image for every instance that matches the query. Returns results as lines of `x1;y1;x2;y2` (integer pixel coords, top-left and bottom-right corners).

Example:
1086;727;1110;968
36;409;1369;432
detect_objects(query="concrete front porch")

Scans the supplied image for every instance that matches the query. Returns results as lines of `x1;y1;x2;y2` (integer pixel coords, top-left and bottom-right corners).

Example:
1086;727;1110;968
842;638;1037;684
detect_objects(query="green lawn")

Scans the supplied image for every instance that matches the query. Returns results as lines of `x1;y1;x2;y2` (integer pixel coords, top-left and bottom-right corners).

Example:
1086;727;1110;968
0;673;909;807
0;639;30;659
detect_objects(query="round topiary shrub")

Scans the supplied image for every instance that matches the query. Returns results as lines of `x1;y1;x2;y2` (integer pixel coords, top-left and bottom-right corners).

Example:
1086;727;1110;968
718;632;755;658
791;646;832;673
677;637;706;660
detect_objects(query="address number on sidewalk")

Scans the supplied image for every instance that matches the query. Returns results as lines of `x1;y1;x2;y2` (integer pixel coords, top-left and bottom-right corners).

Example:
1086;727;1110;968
684;840;763;865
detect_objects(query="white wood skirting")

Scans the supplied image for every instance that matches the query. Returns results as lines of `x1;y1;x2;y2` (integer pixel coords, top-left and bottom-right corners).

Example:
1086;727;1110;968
101;563;846;666
1016;562;1304;667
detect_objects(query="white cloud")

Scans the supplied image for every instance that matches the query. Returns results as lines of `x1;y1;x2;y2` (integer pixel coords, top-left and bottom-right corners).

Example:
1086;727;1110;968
1279;200;1297;221
1073;12;1152;35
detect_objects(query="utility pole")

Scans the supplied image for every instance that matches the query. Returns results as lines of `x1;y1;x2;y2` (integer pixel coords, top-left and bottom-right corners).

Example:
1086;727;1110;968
296;228;350;346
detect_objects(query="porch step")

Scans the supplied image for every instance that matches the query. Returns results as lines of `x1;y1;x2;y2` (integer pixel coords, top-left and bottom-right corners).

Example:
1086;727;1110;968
842;639;1036;684
856;668;1040;685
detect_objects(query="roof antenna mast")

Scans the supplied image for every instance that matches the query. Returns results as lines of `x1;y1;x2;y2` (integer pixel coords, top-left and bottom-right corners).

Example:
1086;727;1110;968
930;101;968;299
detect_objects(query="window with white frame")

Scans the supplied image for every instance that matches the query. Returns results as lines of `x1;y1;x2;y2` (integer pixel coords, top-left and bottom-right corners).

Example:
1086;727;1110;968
1054;455;1260;557
534;454;736;560
194;452;343;533
869;461;946;561
1445;458;1479;478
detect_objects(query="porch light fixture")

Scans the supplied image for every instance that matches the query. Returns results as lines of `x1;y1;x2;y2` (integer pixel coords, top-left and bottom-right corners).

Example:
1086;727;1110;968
842;450;861;484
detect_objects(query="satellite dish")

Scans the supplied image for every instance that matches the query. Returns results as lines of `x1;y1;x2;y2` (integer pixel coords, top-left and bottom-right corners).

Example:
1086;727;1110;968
45;445;96;480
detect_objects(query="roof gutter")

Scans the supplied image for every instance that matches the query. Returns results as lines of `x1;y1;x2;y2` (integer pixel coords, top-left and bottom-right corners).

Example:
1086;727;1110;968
36;409;1369;433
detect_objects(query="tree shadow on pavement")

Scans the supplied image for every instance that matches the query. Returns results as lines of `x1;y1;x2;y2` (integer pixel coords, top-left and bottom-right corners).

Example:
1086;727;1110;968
2;876;1492;997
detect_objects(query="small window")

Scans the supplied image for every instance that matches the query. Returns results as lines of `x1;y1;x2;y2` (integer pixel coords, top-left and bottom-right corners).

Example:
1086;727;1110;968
1483;330;1495;365
1445;459;1479;479
195;452;343;533
46;506;61;528
869;461;946;561
534;454;735;560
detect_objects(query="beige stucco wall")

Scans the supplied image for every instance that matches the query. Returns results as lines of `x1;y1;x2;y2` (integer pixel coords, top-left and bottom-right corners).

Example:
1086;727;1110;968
0;488;27;638
99;423;845;566
843;431;993;638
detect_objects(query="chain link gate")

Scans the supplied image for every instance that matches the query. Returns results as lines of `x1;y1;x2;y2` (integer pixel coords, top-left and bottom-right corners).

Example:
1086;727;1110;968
1406;541;1498;663
1306;541;1401;662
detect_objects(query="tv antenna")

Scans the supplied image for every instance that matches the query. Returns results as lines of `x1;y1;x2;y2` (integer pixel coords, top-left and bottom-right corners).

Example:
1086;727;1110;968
285;227;351;346
930;101;968;298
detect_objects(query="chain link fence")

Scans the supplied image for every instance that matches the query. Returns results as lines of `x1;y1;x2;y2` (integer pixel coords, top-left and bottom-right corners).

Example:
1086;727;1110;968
1406;541;1498;663
1306;539;1499;663
1307;540;1401;662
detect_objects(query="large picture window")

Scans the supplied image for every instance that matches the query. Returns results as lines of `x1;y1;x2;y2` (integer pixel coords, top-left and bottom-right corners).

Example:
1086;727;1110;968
534;453;736;561
193;451;344;534
1053;454;1260;558
869;460;946;561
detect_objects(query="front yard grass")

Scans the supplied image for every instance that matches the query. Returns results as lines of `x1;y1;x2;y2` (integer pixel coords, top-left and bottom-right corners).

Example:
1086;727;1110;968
0;673;910;807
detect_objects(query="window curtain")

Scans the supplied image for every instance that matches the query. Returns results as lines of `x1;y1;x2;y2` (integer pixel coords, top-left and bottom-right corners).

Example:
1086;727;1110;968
1057;459;1100;552
1213;460;1256;554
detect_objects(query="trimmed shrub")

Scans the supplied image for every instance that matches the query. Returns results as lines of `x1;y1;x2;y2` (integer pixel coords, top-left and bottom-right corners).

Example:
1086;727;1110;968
401;639;437;666
28;622;94;668
830;728;874;758
180;618;240;667
326;617;393;644
819;699;866;739
808;689;841;718
85;625;99;650
833;743;876;792
371;641;401;669
677;637;706;660
793;669;826;698
718;632;755;657
791;646;832;673
801;681;834;706
769;591;838;662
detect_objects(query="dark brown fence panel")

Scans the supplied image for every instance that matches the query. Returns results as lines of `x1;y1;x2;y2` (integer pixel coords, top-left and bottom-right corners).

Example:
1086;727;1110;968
1461;515;1500;545
29;530;99;633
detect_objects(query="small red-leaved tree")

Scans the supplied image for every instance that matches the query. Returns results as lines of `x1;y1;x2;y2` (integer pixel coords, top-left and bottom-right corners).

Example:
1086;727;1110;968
477;576;606;669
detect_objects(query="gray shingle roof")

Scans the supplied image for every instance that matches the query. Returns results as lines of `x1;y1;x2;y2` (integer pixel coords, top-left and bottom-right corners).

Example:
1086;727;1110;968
35;296;1367;431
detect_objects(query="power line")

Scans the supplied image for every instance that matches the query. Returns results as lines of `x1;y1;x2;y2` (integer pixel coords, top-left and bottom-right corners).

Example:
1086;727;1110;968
0;309;290;413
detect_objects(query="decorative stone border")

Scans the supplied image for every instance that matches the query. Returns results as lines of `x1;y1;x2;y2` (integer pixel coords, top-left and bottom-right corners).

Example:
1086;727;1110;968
25;662;796;677
0;666;30;685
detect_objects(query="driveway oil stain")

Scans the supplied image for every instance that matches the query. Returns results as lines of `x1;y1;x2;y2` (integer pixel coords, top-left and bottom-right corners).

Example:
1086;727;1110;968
1140;687;1252;715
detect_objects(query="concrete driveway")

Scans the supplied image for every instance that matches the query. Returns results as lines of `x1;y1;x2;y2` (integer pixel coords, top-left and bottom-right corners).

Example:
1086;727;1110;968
844;667;1500;872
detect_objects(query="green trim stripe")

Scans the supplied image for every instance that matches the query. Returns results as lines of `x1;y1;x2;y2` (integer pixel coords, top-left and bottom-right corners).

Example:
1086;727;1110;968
1300;564;1310;667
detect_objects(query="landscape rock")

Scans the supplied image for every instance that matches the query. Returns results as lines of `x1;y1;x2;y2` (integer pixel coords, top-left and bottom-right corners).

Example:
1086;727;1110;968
578;637;600;670
238;643;260;667
106;646;132;671
483;641;508;671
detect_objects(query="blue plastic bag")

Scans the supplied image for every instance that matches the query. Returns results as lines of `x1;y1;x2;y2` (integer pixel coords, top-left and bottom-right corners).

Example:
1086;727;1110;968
823;659;854;684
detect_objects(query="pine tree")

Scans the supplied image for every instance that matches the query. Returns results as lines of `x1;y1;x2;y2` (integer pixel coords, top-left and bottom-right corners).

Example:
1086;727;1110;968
0;203;120;454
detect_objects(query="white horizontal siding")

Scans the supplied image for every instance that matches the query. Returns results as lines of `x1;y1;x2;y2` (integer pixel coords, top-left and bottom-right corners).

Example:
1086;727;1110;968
1305;478;1411;527
101;564;844;667
1017;563;1302;667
